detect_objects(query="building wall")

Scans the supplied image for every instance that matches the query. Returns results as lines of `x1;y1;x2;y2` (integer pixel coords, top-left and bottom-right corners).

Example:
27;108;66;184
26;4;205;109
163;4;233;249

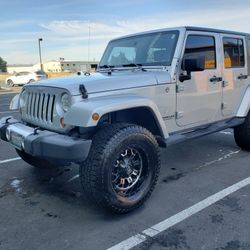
33;61;62;72
60;61;88;72
7;66;34;73
8;60;98;74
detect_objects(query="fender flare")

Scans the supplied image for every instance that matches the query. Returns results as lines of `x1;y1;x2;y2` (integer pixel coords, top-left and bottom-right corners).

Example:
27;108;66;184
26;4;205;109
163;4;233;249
64;94;169;138
237;85;250;117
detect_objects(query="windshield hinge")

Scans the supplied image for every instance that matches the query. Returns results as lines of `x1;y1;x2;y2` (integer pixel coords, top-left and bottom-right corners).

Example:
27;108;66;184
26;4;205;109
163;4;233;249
176;111;184;119
176;85;184;93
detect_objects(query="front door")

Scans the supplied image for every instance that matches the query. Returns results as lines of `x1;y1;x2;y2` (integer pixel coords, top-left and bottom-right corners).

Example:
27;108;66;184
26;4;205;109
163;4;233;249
220;35;249;117
176;32;222;127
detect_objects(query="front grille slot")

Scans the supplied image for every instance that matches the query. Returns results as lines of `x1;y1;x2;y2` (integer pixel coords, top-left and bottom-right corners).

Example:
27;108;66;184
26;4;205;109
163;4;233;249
25;91;55;123
41;94;45;120
36;93;41;119
51;95;56;122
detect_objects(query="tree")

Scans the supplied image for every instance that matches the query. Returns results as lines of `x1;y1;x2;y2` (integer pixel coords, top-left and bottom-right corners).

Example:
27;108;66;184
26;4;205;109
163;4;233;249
0;57;7;72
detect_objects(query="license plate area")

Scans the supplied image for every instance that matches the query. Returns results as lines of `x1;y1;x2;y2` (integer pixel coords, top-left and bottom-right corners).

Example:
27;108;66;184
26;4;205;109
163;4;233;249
10;131;23;150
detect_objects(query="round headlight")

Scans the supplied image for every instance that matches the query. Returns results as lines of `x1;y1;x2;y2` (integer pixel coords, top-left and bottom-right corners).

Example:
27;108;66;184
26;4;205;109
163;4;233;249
19;90;27;108
61;93;71;112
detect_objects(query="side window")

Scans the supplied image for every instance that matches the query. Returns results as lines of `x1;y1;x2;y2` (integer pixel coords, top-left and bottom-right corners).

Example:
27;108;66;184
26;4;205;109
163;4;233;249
223;37;244;68
184;35;216;69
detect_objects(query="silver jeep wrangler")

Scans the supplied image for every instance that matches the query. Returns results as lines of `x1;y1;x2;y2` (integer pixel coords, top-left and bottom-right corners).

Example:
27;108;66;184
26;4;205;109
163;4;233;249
1;26;250;213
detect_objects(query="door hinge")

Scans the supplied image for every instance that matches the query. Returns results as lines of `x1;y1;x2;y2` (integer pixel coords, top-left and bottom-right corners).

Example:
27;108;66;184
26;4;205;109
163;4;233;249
176;85;184;93
221;103;227;110
222;80;228;88
176;111;184;119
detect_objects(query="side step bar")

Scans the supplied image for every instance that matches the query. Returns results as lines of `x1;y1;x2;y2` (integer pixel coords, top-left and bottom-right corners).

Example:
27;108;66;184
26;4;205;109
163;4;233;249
165;117;245;147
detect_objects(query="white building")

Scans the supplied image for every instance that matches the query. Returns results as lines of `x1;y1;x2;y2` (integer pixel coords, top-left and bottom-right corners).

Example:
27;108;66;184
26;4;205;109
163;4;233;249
7;64;34;73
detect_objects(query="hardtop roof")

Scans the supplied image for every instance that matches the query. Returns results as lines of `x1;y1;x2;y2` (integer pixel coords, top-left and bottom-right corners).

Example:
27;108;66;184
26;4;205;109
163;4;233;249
185;26;249;37
110;26;250;42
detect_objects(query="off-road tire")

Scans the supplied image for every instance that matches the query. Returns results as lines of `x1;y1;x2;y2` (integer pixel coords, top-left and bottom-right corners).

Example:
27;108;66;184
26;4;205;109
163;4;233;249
80;123;160;214
234;112;250;151
16;149;57;168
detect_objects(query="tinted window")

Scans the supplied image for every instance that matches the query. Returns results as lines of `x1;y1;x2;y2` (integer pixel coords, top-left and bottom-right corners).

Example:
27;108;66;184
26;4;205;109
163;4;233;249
184;35;216;69
223;37;244;68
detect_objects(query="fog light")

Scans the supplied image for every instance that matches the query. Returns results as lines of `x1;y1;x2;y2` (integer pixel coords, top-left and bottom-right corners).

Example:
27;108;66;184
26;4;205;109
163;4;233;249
6;128;11;141
60;117;65;128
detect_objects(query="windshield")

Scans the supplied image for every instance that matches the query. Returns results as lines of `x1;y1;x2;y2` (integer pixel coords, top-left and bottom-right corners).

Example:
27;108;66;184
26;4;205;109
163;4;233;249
99;30;179;68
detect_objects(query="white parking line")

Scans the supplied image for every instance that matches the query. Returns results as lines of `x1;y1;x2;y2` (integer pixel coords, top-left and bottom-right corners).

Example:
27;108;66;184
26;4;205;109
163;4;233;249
196;150;240;170
107;177;250;250
0;157;21;164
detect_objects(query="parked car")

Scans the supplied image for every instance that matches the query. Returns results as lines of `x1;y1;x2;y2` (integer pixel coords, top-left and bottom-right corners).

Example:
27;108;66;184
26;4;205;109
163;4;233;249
1;26;250;213
5;71;48;87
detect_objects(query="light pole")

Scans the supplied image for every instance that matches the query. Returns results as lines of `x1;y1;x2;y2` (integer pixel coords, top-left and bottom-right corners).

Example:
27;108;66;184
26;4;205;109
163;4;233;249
87;23;91;71
87;24;90;62
38;38;43;71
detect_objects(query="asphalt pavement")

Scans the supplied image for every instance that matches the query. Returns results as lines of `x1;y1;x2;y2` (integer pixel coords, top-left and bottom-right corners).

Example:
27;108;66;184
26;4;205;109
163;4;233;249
0;92;250;250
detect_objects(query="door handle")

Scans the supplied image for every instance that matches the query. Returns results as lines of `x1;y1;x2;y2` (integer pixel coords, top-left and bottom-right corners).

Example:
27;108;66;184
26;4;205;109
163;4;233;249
209;76;222;82
237;74;248;80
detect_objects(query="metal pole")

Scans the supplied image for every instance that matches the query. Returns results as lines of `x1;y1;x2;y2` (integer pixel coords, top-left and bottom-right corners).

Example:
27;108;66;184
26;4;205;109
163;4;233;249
38;38;43;71
87;24;90;71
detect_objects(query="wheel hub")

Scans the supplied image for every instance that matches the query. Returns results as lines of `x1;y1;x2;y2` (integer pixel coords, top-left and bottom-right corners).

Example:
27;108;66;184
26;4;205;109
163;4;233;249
112;148;143;194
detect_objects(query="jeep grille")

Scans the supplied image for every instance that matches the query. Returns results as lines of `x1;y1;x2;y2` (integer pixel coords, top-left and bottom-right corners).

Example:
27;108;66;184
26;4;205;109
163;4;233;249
26;92;56;123
21;86;68;132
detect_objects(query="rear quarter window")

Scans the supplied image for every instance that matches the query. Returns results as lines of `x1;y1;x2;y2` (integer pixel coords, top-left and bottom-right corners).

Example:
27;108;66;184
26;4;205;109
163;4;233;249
223;37;245;68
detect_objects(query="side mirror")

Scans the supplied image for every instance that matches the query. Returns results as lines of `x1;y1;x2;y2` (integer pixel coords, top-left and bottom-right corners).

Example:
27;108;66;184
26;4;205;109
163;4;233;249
182;55;205;72
179;55;205;82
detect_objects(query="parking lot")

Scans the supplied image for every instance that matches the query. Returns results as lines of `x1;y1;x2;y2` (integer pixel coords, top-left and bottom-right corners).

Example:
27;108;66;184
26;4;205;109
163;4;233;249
1;92;250;250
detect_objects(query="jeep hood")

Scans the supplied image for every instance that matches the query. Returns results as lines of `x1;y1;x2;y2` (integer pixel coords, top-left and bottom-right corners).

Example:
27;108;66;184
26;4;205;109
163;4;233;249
28;71;172;95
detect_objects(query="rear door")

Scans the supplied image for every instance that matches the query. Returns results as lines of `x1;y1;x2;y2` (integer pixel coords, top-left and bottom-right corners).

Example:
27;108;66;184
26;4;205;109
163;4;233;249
176;32;222;127
221;35;249;117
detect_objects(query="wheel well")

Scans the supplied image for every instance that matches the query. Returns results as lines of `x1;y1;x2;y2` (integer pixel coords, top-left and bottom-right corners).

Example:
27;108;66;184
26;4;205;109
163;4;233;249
98;107;166;147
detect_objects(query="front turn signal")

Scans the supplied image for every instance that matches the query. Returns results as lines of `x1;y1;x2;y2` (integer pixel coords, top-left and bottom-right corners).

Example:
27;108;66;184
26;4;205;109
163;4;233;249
92;113;100;121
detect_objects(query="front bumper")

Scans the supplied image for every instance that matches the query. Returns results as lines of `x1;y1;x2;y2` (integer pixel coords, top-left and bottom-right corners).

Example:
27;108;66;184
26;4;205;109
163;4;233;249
0;117;91;164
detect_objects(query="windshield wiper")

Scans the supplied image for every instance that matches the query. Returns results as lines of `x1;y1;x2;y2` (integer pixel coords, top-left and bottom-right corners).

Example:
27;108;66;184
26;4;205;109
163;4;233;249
122;63;147;71
98;65;115;69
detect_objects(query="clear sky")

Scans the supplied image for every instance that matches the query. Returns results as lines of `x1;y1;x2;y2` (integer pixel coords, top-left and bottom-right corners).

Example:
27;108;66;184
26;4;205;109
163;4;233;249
1;0;250;65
